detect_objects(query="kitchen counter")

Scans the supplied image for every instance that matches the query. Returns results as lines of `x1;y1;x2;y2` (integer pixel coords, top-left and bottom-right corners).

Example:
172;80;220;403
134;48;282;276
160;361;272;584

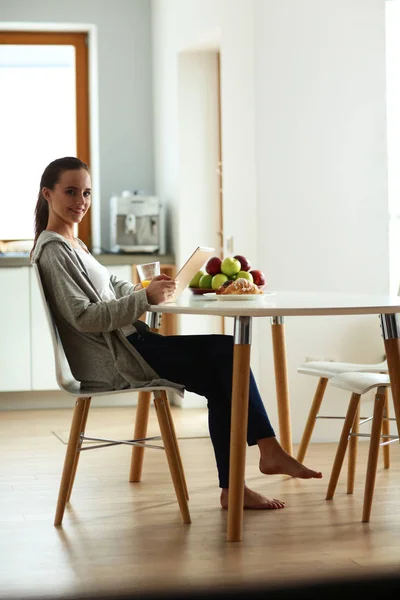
0;252;175;268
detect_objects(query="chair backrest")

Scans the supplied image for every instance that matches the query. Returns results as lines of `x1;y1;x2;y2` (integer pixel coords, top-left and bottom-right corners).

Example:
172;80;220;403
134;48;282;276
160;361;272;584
33;262;79;393
33;262;185;399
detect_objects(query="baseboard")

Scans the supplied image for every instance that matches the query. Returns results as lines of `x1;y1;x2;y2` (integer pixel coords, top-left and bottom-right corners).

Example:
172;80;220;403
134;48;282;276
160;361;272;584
0;390;141;410
0;390;199;410
172;391;207;409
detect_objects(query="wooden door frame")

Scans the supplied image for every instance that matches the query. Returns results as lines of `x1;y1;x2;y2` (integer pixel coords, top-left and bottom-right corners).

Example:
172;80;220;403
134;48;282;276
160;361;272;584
217;51;225;335
0;25;100;251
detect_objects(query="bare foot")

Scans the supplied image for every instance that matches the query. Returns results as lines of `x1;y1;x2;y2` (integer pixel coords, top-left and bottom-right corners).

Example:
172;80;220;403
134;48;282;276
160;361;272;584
220;485;286;510
258;437;322;479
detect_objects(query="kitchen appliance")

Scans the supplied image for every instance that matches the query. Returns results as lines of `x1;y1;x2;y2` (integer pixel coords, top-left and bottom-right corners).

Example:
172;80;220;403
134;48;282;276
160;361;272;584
109;192;166;254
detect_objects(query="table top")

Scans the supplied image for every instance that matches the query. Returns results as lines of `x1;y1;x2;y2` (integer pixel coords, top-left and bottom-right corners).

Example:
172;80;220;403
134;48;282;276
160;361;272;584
148;289;400;318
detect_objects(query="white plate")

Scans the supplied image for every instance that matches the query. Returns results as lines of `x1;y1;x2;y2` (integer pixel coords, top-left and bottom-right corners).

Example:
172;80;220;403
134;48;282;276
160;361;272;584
202;292;268;301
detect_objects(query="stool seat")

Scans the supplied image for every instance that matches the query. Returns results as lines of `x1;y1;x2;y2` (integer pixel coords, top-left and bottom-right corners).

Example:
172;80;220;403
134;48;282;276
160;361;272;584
296;357;387;463
297;359;388;378
329;372;390;395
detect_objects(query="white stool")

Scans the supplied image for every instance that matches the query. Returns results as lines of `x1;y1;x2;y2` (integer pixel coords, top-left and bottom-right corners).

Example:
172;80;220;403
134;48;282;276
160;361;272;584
296;358;388;463
325;372;398;522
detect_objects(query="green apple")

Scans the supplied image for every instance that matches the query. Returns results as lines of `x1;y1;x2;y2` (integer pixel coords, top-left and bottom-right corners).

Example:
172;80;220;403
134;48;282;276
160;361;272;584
211;273;228;290
221;257;241;277
236;271;253;283
189;269;205;288
199;273;213;288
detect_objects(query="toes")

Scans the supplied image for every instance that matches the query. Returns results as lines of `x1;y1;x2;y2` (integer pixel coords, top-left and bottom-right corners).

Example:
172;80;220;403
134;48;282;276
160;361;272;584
311;471;323;478
268;498;285;509
303;468;323;479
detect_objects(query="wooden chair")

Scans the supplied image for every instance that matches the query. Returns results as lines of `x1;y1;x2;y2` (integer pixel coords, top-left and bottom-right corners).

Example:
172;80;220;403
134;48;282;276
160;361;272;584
33;263;190;527
296;357;388;463
325;371;398;522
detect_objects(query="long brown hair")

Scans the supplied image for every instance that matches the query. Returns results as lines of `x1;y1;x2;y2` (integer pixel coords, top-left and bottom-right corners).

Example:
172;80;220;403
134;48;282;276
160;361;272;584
30;157;90;259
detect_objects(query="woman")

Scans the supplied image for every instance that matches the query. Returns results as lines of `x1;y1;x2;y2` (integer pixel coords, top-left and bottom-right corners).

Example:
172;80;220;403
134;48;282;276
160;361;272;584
31;157;322;511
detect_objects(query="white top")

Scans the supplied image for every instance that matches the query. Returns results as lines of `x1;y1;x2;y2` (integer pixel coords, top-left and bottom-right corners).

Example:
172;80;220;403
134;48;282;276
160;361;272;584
147;289;400;318
74;247;135;336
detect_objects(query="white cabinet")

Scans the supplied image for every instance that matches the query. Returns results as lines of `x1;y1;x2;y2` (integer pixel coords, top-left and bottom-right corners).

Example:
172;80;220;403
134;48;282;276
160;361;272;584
106;265;132;282
29;264;132;391
0;268;31;391
30;268;58;390
0;264;135;393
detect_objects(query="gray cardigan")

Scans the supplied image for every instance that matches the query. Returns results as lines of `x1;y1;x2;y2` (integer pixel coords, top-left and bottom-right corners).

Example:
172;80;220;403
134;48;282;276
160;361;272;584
31;231;184;395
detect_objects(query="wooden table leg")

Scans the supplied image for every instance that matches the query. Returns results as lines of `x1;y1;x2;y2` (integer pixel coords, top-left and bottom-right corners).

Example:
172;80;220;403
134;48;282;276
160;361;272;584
380;314;400;446
270;316;293;455
227;316;252;543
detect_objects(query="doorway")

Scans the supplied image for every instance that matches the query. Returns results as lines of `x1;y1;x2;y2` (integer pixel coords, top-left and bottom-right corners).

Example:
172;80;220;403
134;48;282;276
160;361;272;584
178;49;224;338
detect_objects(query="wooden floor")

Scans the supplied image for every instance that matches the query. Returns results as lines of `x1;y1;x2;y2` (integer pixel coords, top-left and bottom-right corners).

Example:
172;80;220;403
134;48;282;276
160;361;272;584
1;405;400;599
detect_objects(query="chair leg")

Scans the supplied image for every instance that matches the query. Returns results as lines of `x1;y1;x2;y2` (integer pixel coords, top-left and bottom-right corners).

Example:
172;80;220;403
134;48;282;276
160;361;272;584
129;391;151;482
54;398;90;526
326;393;360;500
362;387;386;523
347;402;360;494
163;395;189;500
153;390;191;524
296;377;329;463
382;387;390;469
66;398;91;502
129;320;161;482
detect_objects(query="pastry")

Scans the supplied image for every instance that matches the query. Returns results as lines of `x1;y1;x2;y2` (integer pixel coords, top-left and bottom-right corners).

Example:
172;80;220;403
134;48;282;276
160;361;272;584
216;277;263;295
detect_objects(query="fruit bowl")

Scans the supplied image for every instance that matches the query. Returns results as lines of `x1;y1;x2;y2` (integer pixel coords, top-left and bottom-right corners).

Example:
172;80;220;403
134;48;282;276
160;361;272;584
188;255;267;296
189;284;266;295
188;287;214;295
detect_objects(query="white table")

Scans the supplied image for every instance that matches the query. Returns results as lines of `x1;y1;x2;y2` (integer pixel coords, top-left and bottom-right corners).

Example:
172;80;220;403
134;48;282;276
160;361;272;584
148;289;400;542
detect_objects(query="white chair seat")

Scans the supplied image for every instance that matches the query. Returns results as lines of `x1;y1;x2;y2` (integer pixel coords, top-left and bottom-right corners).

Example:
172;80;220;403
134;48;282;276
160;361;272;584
61;378;182;398
329;372;390;395
49;294;184;400
297;359;388;378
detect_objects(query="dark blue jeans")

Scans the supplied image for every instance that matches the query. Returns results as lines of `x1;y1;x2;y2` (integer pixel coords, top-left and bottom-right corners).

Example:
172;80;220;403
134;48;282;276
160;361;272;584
127;326;275;488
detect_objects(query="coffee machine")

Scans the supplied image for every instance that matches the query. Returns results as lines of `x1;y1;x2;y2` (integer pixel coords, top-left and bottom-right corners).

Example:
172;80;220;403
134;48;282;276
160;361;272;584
109;191;166;254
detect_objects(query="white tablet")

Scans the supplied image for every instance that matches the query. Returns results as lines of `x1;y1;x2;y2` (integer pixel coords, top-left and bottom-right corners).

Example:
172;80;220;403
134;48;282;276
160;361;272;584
170;246;215;301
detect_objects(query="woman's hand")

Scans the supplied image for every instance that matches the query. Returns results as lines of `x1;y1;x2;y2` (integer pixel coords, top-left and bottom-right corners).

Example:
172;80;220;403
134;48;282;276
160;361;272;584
145;274;178;305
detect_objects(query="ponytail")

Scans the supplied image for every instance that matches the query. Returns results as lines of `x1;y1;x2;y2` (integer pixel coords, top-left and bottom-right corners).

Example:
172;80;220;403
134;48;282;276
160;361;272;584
30;191;49;260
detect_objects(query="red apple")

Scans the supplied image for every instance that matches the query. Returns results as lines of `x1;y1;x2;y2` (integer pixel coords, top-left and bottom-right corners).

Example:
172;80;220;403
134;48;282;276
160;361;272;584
250;269;266;286
233;254;251;272
205;256;222;276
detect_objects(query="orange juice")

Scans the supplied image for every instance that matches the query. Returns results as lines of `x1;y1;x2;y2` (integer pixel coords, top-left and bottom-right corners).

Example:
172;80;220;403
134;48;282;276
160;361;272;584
141;279;151;288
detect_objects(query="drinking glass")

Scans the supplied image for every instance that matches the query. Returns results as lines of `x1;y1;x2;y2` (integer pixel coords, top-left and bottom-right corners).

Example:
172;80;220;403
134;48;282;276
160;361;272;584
136;261;160;288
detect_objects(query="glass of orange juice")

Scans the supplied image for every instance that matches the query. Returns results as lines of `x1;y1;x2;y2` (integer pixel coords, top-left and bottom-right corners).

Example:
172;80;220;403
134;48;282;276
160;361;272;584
136;261;160;287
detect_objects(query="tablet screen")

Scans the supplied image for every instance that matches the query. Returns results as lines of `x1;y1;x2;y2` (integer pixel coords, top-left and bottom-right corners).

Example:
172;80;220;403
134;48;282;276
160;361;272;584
170;246;215;301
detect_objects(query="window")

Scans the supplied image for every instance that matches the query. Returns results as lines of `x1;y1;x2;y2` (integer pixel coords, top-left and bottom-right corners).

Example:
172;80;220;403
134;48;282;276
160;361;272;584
0;32;90;248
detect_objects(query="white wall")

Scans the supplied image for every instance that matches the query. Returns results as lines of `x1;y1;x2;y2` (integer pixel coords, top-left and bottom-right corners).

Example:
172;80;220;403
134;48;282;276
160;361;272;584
151;0;390;440
386;0;400;294
254;0;388;295
1;0;154;251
